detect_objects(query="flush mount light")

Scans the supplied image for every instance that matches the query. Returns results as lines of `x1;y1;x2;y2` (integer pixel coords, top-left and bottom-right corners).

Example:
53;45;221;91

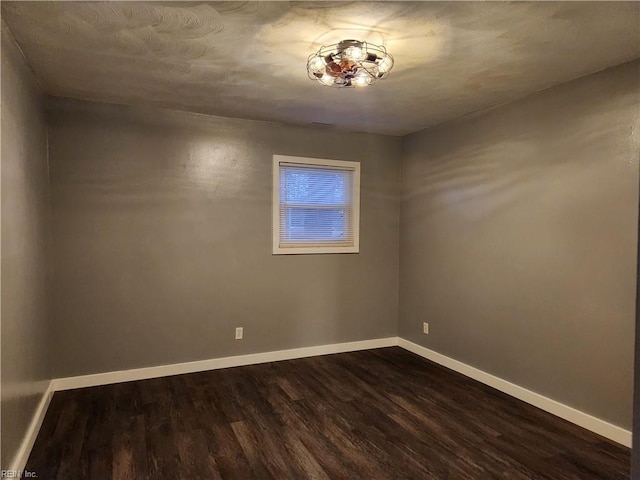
307;39;394;88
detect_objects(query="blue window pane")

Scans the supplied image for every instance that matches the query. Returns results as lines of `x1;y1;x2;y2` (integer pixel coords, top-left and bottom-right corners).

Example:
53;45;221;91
285;208;346;241
282;169;348;205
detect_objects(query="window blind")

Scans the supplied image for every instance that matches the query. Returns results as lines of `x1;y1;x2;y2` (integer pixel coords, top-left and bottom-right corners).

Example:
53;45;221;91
278;163;354;247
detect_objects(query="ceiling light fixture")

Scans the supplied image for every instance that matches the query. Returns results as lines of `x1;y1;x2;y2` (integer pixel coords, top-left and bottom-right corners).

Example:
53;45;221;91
307;39;394;88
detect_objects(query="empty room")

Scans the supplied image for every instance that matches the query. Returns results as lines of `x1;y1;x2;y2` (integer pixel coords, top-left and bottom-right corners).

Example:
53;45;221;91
2;1;639;479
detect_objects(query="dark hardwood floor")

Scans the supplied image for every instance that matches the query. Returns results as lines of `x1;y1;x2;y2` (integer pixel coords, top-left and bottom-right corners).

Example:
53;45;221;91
27;347;630;479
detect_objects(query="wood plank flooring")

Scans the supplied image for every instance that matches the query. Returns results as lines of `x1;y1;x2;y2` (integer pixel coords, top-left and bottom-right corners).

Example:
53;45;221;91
27;347;630;479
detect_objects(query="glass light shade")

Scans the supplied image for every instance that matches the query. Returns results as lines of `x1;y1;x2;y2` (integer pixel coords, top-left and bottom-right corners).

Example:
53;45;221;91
319;74;335;86
344;46;366;61
353;74;372;87
311;56;325;72
378;54;394;74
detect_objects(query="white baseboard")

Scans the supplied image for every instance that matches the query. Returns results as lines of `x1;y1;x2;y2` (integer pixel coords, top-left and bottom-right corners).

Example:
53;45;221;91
9;382;54;473
51;337;399;391
398;338;632;447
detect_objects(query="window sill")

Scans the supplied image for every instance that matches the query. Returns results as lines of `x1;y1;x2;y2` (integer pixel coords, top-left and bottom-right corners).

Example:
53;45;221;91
273;245;360;255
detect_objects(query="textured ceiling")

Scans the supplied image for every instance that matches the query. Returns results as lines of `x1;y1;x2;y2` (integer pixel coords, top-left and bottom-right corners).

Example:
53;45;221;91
2;1;639;135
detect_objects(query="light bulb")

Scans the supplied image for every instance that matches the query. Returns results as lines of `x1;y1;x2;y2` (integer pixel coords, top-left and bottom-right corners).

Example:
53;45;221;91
378;54;393;74
320;74;334;86
344;46;365;61
311;56;325;72
353;74;372;87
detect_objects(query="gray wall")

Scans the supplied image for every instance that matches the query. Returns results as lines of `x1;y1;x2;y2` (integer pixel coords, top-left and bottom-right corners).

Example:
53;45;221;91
1;26;51;468
633;208;640;477
399;61;640;429
47;99;400;378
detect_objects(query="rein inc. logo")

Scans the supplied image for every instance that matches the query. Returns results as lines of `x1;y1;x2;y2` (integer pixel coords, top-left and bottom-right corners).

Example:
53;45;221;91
1;471;37;478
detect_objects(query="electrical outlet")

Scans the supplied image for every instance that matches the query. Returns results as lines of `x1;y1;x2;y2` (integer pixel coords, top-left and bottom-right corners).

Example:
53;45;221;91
423;322;429;335
235;327;243;340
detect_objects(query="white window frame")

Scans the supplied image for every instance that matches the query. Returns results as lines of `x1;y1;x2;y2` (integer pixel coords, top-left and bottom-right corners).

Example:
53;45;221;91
272;154;360;255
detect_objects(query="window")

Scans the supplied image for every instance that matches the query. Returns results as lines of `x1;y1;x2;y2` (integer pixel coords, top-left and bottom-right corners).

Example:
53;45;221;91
273;155;360;254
